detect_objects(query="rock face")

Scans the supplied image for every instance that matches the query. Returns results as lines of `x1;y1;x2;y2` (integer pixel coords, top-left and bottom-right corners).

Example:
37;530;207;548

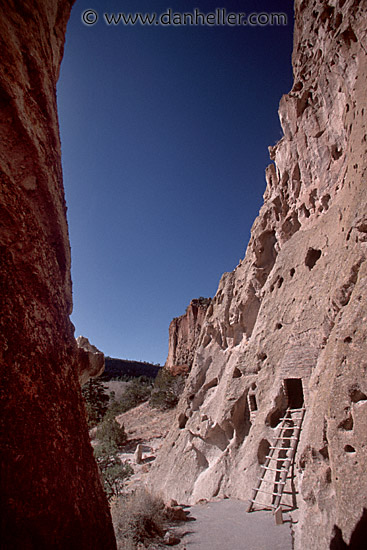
77;335;105;386
148;2;367;549
165;298;211;374
0;2;116;548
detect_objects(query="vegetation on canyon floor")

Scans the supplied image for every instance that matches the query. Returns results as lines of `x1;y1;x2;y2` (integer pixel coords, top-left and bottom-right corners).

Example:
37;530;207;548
82;369;186;503
111;488;167;549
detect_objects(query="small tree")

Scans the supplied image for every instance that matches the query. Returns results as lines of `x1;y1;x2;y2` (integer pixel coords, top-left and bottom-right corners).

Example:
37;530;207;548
150;369;185;410
82;378;109;428
95;418;132;500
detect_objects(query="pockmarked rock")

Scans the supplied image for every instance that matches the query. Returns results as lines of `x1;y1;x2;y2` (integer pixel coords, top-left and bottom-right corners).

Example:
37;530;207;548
0;1;116;548
148;2;367;549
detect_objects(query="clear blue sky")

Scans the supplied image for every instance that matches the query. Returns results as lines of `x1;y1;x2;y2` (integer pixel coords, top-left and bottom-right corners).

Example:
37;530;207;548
57;0;294;365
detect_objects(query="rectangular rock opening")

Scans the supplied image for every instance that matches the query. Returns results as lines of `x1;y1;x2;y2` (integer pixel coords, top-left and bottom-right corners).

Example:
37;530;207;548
284;378;304;409
249;394;258;412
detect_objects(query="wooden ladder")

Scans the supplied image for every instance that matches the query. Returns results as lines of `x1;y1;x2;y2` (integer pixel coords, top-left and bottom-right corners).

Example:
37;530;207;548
247;407;305;517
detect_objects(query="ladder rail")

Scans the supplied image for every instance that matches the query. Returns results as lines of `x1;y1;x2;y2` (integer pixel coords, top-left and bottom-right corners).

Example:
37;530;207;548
247;406;305;514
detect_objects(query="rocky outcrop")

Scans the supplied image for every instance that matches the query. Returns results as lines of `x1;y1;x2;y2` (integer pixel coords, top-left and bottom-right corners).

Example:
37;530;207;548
77;336;105;386
165;298;211;373
148;2;367;549
0;2;116;548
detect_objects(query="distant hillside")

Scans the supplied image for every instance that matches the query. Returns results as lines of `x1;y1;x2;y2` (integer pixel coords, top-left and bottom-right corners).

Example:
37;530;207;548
102;357;161;380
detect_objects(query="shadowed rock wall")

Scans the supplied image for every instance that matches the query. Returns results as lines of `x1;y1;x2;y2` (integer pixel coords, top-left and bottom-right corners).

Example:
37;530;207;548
148;1;367;548
0;1;116;548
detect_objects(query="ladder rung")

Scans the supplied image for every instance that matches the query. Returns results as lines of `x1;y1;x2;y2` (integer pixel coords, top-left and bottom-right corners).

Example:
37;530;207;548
289;408;305;411
256;489;283;497
261;466;288;473
248;499;276;509
276;436;298;440
278;427;302;431
269;446;291;450
257;477;286;484
265;455;291;461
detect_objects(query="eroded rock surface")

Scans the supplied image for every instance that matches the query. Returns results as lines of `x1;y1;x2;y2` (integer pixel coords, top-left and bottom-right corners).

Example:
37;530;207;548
77;335;105;386
165;298;211;374
0;1;116;548
149;2;367;549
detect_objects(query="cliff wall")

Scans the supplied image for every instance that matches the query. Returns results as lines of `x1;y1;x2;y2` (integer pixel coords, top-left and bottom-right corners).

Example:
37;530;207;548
149;1;367;548
165;298;211;374
0;2;116;548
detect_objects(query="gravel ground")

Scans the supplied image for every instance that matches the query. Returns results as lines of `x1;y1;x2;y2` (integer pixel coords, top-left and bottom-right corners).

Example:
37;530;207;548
175;499;293;550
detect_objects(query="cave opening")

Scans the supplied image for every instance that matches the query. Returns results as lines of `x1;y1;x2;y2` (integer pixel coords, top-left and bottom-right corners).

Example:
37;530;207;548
249;394;258;412
284;378;304;409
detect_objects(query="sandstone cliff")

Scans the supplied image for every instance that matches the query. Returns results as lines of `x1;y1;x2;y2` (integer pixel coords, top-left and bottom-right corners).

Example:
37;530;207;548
165;298;211;374
0;2;116;548
149;2;367;549
77;335;105;386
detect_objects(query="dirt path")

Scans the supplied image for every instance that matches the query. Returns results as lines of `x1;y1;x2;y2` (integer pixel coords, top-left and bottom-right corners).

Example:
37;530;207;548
175;499;293;550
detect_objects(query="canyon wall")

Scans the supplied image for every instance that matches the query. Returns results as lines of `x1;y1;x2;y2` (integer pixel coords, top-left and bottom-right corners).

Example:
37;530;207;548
0;1;116;548
149;1;367;548
165;298;211;374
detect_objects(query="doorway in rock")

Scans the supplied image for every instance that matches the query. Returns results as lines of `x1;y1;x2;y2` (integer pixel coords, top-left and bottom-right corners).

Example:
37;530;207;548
249;394;258;412
284;378;304;409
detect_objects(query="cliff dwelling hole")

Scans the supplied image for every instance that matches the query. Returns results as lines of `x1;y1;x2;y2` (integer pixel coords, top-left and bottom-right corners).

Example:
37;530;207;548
232;367;242;378
231;393;251;445
341;26;357;47
178;413;188;429
338;415;354;431
248;394;258;412
290;268;295;277
278;277;284;288
319;445;329;460
331;144;343;161
344;444;356;453
257;439;271;464
350;388;367;403
335;13;343;29
276;323;283;330
344;336;352;343
284;378;304;409
321;194;331;211
305;247;322;270
204;377;218;392
255;230;277;271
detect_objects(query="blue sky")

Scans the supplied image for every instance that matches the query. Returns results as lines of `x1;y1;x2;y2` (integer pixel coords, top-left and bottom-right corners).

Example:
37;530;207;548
57;0;294;364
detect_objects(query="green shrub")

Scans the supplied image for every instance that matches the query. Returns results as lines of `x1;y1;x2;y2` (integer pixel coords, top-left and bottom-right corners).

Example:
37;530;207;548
94;447;133;501
94;418;132;500
150;369;185;410
96;417;127;453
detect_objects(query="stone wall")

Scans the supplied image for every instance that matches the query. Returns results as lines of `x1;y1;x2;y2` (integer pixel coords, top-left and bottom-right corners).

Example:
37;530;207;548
0;1;116;547
148;1;367;548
